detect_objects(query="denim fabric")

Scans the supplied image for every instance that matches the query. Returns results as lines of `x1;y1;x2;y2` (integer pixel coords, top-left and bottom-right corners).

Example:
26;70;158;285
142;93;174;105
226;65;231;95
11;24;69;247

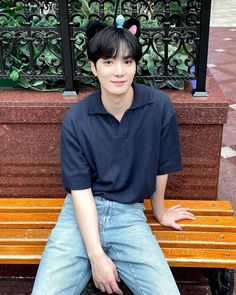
32;194;180;295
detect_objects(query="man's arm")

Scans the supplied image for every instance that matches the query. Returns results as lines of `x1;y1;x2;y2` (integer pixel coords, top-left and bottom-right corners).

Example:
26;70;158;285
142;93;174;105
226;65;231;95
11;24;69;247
71;189;123;295
151;175;195;230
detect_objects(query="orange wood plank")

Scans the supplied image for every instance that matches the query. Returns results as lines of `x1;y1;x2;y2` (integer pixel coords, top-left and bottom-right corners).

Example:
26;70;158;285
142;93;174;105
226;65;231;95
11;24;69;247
0;229;51;245
0;245;44;264
147;215;236;232
1;245;236;268
0;198;233;216
0;213;58;229
144;199;234;216
163;248;236;268
154;231;236;249
1;229;236;250
0;198;64;213
1;213;236;232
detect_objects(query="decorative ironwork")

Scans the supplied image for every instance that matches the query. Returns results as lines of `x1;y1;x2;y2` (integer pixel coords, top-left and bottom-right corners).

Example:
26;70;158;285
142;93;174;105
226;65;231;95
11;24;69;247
0;0;212;94
0;0;63;90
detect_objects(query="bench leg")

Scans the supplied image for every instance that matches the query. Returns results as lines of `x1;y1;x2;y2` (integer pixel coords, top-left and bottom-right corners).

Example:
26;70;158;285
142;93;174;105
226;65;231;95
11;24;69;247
204;268;234;295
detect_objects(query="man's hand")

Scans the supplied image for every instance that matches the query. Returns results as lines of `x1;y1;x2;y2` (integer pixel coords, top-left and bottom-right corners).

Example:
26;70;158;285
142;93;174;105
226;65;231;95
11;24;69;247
90;250;123;294
155;204;196;230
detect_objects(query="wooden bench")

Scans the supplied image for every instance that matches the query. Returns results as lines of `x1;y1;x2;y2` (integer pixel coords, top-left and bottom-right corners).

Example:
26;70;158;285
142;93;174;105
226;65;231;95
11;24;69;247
0;198;235;295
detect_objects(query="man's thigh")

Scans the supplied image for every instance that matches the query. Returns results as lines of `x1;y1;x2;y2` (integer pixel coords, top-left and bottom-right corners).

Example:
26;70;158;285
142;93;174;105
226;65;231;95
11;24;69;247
104;203;180;295
32;194;91;295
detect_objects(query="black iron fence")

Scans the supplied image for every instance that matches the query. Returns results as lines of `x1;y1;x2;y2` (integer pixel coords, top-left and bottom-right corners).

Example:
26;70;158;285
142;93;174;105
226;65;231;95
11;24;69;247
0;0;212;95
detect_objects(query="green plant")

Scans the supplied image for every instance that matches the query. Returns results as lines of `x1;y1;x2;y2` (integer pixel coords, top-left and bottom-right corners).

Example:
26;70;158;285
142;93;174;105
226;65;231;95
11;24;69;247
0;0;195;91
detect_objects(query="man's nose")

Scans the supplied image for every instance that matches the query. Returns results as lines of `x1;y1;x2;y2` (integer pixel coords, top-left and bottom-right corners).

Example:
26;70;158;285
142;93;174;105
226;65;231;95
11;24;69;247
114;62;124;76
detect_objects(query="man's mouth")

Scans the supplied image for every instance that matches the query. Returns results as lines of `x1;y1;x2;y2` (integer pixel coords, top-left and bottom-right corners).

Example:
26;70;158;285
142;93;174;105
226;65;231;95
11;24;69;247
111;81;126;85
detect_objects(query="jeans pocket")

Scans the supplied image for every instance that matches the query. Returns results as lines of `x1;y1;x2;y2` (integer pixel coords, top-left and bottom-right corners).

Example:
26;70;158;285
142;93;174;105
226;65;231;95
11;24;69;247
130;202;144;211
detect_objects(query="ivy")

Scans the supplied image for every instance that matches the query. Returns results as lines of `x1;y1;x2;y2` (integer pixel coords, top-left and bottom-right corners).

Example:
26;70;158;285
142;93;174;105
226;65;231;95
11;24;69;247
0;0;195;91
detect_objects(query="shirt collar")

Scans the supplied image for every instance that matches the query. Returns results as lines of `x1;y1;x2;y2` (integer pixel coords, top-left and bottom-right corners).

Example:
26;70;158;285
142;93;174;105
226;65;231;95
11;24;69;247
87;82;154;115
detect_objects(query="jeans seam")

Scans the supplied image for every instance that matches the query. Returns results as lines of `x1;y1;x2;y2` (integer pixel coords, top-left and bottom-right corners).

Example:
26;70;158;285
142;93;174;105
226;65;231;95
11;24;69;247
110;245;144;295
73;260;90;295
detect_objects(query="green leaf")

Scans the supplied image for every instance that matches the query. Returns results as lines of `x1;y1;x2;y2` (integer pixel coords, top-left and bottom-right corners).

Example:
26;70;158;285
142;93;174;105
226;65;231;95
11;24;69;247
19;44;30;56
16;15;24;25
15;3;24;12
10;70;20;81
18;80;31;88
167;80;184;90
0;16;7;25
170;2;180;12
45;50;54;64
32;80;45;86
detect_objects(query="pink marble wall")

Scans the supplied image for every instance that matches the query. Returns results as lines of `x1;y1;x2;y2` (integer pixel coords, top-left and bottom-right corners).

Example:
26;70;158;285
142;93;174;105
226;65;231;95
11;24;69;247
0;77;228;199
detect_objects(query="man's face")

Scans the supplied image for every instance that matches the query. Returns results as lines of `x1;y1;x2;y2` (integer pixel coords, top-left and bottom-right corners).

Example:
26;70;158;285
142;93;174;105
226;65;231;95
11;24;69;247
90;46;136;98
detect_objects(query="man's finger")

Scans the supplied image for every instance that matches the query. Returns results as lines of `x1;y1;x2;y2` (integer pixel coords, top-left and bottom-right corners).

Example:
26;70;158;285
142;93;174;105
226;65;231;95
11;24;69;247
110;281;123;295
170;221;182;231
170;204;181;209
175;214;196;222
105;284;113;294
114;268;121;282
98;283;106;292
94;281;99;289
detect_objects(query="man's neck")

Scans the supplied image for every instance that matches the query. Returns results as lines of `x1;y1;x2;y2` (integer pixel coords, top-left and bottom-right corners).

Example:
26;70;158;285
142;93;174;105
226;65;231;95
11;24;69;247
101;87;134;122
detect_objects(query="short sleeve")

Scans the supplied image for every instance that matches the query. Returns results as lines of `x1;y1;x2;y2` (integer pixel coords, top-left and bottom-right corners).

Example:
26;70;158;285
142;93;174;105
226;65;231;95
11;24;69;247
156;112;182;175
60;121;91;192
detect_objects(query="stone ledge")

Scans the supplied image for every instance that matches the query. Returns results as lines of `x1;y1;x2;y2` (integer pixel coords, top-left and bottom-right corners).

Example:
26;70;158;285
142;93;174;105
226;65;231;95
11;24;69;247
0;75;229;124
0;75;229;199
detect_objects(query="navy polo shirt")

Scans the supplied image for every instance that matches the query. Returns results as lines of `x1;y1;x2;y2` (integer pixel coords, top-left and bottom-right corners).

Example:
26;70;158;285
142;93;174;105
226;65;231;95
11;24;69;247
60;82;182;204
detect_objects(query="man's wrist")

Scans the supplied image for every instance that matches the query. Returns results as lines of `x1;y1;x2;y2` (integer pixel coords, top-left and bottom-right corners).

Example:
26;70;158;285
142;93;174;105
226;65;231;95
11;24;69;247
154;209;165;223
151;197;165;221
152;202;166;222
88;246;104;262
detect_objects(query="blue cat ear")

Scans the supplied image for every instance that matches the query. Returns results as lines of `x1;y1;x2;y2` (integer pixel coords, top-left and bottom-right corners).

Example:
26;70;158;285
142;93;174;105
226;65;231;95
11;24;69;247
86;20;107;40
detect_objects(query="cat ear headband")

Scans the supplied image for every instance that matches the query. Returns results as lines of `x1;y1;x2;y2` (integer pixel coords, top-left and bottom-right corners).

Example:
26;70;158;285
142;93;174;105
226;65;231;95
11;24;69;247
86;0;141;40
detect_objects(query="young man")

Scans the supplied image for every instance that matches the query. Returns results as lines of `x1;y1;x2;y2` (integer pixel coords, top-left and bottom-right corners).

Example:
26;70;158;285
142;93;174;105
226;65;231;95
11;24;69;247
32;18;195;295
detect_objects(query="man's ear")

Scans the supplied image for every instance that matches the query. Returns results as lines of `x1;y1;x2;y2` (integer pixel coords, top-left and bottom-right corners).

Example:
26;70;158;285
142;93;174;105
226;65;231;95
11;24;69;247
86;20;107;40
124;18;141;38
90;61;98;77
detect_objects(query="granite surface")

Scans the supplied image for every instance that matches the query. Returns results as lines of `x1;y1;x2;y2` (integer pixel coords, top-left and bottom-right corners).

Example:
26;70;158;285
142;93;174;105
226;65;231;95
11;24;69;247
0;77;228;124
0;75;228;199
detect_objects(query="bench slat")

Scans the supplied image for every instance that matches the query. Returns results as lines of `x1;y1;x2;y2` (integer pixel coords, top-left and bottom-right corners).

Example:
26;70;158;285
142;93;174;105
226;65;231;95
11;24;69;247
1;213;236;232
0;198;64;213
154;231;236;249
0;245;44;264
163;248;236;268
0;213;58;229
1;229;236;250
0;245;236;268
0;198;233;216
0;229;50;244
145;200;234;216
147;215;236;232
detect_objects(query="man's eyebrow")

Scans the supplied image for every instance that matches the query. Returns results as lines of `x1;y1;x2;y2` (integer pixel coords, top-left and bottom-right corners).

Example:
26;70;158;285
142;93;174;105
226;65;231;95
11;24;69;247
123;55;133;60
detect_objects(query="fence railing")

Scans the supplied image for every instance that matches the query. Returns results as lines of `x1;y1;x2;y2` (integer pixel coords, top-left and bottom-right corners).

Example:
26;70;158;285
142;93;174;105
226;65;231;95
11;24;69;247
0;0;212;95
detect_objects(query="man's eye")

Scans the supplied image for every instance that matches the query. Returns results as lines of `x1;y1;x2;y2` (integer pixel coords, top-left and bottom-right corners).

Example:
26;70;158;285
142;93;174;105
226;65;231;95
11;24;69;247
104;60;112;64
125;60;133;64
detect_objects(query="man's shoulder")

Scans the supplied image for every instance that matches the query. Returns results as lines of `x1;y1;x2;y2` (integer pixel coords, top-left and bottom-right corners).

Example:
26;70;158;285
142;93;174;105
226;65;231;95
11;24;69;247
63;90;99;123
135;83;173;109
135;82;171;100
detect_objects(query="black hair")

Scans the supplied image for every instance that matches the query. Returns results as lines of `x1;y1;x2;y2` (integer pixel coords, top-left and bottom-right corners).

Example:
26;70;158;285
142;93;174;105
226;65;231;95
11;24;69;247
86;25;142;65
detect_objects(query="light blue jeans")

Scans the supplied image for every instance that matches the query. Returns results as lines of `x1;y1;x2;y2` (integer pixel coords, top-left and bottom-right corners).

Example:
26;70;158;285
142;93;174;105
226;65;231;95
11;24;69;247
32;194;180;295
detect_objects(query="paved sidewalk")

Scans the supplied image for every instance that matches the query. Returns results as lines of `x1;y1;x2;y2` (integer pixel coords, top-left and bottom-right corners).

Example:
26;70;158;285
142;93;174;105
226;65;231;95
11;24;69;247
208;27;236;213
